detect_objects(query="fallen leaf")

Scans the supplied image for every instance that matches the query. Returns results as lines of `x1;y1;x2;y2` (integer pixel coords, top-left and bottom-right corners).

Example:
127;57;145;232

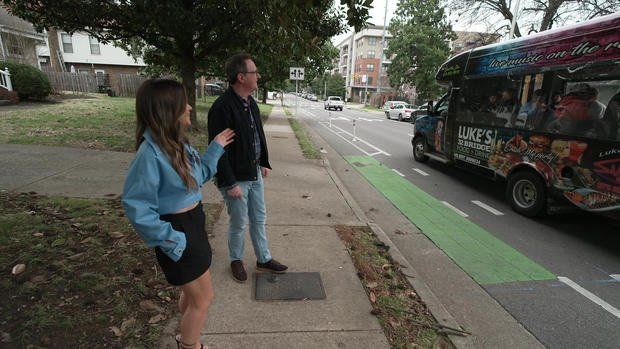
381;264;393;270
67;252;86;260
121;317;136;333
369;291;376;303
395;229;406;235
51;238;66;247
33;232;44;237
80;237;92;244
12;264;26;275
366;282;379;289
139;300;163;313
108;231;124;239
301;194;312;199
109;326;121;337
148;314;166;324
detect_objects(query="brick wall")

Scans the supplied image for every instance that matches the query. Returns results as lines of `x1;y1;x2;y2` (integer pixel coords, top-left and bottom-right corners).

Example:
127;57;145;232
0;87;19;104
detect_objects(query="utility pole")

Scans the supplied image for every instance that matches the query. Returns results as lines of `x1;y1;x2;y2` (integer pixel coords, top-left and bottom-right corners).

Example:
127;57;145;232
509;0;521;39
377;0;388;95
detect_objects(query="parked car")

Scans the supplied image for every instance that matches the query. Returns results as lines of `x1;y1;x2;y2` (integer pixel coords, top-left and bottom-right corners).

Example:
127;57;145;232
387;104;418;121
324;96;344;111
382;100;407;117
308;94;318;101
411;106;429;118
204;83;225;96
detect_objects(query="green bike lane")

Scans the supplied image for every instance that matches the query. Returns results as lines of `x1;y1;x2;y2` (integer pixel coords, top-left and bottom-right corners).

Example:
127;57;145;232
345;155;556;285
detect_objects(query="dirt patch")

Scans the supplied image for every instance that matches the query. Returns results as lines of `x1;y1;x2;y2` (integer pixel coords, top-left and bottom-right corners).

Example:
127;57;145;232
0;192;224;348
335;224;459;348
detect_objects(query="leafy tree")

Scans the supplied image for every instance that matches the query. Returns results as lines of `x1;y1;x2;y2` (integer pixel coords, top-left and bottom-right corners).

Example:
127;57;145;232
447;0;620;38
4;0;372;128
386;0;455;101
326;73;346;98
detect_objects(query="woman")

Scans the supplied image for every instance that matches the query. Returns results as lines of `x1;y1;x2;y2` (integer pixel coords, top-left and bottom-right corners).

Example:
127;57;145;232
122;79;234;349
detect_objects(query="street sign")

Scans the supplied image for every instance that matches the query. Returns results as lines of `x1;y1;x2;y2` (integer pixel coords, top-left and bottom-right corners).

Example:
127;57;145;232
290;67;305;80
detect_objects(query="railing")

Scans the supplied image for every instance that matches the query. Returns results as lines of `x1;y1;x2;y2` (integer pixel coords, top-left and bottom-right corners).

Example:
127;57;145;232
0;68;12;91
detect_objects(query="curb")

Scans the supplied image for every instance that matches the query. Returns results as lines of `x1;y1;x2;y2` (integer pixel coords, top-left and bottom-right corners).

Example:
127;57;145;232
296;114;475;349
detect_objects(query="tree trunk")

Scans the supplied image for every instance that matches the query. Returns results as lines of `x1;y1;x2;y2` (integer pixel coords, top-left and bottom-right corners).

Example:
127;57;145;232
262;88;267;104
180;61;199;130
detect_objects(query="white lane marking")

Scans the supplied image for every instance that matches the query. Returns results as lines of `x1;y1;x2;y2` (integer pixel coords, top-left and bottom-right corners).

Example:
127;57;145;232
611;274;620;282
558;276;620;319
317;121;391;156
408;133;413;137
413;168;429;176
441;201;469;217
471;200;504;215
392;169;405;177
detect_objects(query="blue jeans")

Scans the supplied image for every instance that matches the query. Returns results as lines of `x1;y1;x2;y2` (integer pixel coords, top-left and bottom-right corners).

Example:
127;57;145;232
219;169;272;264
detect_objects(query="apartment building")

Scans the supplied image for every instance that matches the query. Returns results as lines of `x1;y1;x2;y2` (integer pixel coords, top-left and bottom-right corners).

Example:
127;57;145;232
333;25;392;102
333;26;500;103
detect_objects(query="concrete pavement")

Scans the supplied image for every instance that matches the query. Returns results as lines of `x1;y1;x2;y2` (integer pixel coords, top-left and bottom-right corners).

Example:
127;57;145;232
0;102;544;348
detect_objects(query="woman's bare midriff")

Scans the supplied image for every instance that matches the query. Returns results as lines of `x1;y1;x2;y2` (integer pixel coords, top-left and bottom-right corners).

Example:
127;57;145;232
173;201;199;214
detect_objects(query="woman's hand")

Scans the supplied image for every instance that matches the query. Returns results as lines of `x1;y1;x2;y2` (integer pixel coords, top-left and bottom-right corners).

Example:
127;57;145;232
213;128;235;147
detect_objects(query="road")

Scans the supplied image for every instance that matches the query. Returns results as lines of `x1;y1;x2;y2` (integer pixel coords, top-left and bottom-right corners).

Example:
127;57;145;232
285;94;620;349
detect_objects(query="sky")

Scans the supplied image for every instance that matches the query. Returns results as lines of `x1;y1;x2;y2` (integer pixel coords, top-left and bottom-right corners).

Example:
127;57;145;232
331;0;489;46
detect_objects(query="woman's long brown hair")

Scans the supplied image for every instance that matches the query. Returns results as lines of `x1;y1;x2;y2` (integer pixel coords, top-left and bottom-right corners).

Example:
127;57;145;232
135;79;198;192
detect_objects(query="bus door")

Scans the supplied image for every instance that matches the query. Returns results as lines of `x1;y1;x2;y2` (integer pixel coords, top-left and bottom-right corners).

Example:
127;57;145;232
426;93;451;154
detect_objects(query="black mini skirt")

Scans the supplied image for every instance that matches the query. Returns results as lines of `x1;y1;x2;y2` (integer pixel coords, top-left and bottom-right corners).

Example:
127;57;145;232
155;202;212;286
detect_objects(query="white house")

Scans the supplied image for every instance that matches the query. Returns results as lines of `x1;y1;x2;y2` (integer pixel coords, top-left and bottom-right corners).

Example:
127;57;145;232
43;28;146;90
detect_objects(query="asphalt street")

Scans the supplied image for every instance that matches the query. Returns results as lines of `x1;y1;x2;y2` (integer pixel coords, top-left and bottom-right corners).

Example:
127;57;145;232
287;94;620;349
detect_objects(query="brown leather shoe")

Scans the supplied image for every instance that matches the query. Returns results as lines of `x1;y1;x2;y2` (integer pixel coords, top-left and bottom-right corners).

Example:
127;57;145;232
230;260;247;282
256;259;288;273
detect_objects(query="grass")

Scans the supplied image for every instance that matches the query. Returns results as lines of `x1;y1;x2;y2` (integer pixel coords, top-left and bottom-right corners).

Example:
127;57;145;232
335;224;456;349
0;94;272;152
0;191;224;348
288;117;321;160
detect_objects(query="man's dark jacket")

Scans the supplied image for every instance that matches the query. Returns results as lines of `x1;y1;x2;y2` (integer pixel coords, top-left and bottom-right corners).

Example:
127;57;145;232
207;87;271;188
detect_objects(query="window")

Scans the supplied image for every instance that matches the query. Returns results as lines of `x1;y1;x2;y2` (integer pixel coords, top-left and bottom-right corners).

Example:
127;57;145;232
4;34;24;55
89;36;100;55
61;33;73;53
368;50;375;59
368;77;373;85
369;37;377;45
78;69;89;74
366;64;374;72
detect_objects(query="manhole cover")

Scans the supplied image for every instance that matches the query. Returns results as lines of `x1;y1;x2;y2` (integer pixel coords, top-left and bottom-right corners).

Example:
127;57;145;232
255;272;326;300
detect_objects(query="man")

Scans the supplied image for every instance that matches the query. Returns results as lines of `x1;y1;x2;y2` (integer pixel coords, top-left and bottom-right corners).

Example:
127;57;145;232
208;54;288;283
516;89;550;130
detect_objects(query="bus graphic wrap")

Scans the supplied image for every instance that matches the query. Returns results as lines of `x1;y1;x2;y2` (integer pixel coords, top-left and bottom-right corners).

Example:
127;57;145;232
468;18;620;76
454;124;620;211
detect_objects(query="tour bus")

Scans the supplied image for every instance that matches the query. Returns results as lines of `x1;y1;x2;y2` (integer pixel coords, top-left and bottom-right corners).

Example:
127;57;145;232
411;13;620;217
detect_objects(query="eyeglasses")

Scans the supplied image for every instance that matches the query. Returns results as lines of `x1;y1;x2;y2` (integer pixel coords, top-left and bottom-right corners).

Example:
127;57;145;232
243;71;259;75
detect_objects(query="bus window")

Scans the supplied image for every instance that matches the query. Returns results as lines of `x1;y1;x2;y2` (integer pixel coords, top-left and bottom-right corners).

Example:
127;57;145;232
545;79;620;140
461;76;520;127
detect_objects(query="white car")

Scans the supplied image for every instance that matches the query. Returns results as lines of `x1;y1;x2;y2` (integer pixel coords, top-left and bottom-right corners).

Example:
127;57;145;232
382;100;407;117
324;96;344;111
387;104;417;121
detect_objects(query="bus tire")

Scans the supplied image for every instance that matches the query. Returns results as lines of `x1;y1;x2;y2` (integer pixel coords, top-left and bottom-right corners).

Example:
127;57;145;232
506;171;546;217
413;137;429;162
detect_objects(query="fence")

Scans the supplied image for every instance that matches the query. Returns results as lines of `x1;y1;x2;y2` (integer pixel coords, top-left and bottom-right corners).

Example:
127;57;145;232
44;71;99;93
43;71;147;97
116;74;146;97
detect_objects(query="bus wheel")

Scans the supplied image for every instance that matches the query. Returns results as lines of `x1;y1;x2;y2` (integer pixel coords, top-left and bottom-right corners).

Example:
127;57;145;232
506;171;546;217
413;137;429;162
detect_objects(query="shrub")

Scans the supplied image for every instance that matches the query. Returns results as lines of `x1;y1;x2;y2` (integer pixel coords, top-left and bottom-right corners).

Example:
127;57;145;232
0;61;52;100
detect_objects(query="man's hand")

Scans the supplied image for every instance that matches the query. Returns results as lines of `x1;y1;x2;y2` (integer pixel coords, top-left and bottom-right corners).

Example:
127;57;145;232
261;166;270;178
227;185;243;199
